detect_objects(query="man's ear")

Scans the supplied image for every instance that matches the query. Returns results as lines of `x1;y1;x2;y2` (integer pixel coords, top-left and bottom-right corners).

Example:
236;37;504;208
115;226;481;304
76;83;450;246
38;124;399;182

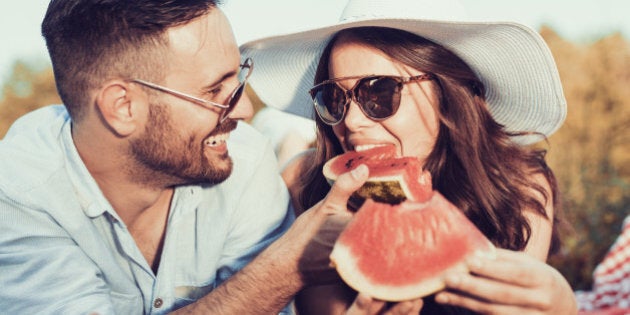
95;80;142;137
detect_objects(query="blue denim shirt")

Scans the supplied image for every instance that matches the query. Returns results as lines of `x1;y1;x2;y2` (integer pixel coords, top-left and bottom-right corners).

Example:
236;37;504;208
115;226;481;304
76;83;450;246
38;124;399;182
0;105;294;314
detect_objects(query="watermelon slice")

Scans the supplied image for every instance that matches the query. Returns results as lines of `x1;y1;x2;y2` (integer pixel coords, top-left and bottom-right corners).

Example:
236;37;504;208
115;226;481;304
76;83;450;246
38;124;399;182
330;196;496;301
324;146;496;301
322;145;432;204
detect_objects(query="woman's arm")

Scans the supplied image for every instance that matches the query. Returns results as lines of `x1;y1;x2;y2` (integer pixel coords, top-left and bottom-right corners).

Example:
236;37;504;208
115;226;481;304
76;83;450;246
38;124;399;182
281;148;314;216
522;172;555;260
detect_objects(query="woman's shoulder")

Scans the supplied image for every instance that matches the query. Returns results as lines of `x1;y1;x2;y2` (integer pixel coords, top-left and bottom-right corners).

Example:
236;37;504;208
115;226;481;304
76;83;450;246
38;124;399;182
281;148;314;185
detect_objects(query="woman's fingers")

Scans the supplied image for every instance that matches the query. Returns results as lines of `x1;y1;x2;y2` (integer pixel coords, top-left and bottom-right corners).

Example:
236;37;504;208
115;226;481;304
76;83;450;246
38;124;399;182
438;269;548;307
345;293;423;315
436;249;578;314
383;298;424;315
346;293;385;314
465;249;549;287
434;291;527;315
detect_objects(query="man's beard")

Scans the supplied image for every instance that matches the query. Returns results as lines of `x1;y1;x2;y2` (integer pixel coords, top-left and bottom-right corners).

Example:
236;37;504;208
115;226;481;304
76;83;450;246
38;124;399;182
128;103;237;187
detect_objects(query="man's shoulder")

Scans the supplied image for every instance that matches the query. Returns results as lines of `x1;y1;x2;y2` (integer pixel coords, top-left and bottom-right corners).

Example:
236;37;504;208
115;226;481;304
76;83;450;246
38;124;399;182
203;120;287;203
229;121;272;153
0;105;70;198
227;121;278;171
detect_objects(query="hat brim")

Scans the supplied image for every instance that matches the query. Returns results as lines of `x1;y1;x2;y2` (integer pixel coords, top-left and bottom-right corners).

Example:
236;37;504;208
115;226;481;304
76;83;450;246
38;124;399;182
240;18;566;145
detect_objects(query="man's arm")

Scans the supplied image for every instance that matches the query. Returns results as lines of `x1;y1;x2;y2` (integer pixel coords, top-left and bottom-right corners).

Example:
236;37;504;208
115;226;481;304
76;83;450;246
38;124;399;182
172;165;369;314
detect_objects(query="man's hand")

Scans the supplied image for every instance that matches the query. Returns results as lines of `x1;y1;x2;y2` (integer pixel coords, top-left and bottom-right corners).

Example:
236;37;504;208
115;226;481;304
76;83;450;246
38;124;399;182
171;165;369;315
277;164;369;286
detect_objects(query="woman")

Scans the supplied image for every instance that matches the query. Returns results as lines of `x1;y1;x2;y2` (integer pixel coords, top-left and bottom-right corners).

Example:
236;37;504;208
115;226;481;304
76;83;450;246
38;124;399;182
241;0;577;313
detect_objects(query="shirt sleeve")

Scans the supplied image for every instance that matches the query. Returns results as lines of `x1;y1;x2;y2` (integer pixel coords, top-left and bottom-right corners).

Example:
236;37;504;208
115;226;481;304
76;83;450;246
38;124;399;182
0;196;117;315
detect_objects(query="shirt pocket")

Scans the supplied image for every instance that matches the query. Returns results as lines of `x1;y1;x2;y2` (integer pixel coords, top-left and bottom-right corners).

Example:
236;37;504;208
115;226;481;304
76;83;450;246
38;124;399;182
172;282;216;309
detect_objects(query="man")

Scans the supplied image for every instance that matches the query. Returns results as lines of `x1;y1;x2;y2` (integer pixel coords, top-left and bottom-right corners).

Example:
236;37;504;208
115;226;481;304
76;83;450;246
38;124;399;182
0;1;383;314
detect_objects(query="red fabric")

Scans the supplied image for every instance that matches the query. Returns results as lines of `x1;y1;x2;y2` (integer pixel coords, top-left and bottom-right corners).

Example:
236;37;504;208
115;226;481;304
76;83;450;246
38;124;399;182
576;215;630;314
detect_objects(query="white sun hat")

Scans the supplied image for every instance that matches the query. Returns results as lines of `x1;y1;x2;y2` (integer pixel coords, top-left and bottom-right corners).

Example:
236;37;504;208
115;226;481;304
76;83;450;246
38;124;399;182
240;0;567;144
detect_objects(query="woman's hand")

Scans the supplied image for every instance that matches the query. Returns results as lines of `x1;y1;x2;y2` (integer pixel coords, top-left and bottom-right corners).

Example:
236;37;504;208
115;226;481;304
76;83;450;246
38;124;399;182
346;293;423;315
434;248;577;314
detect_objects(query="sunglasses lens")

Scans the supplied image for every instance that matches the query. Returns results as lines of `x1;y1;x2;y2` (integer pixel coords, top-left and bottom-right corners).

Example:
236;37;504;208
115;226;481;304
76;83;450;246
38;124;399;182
230;84;245;107
356;77;401;119
313;83;346;124
221;59;253;122
311;76;406;125
219;83;244;122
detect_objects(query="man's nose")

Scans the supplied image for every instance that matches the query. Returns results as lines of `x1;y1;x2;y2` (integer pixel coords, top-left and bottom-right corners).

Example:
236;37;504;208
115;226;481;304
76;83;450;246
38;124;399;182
226;89;254;121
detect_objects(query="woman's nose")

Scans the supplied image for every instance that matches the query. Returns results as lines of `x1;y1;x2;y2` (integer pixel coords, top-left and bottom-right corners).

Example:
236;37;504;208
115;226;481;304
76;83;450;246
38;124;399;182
343;99;374;131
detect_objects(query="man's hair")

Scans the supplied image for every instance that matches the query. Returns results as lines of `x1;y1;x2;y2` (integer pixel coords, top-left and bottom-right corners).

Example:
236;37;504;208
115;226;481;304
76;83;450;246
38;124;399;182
41;0;219;120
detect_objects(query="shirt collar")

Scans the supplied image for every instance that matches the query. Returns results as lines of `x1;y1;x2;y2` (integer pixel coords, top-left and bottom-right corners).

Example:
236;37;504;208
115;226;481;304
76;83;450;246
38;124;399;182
60;121;121;220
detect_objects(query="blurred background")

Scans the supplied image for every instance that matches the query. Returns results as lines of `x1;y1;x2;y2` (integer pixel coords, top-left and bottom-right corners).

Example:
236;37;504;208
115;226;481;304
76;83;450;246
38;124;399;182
1;0;628;292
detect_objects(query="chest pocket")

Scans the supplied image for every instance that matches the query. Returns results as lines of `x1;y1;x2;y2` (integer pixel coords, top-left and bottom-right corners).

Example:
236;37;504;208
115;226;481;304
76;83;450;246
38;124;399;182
172;282;216;309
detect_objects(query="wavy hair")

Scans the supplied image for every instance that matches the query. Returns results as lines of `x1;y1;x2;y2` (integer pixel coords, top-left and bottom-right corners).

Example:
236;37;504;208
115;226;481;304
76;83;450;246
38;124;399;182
296;27;562;255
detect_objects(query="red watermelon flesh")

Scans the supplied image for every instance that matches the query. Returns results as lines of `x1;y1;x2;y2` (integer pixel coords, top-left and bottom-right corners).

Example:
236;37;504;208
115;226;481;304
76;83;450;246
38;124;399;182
330;196;496;301
323;145;432;204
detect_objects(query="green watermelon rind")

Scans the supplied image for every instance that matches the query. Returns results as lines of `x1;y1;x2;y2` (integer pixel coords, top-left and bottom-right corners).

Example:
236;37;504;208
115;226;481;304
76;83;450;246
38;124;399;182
325;175;413;205
356;180;407;204
324;167;419;205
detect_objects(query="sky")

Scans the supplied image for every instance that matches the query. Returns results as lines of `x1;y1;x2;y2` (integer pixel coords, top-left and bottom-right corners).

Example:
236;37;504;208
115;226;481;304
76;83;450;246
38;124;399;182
1;0;629;88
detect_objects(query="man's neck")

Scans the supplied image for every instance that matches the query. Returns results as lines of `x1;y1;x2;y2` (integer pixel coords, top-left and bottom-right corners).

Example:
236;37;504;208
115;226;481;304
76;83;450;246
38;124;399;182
124;188;173;275
72;122;174;272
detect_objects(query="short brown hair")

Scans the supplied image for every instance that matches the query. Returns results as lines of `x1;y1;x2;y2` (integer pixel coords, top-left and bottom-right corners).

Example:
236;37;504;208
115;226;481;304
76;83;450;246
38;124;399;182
41;0;219;120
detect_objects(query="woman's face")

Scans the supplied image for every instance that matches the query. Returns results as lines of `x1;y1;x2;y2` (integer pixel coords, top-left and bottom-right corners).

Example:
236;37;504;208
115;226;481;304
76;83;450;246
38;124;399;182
328;37;440;164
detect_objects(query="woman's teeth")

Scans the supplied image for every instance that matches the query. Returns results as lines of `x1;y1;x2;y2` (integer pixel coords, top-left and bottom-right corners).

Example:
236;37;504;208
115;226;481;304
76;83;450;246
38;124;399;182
204;133;229;147
354;144;387;152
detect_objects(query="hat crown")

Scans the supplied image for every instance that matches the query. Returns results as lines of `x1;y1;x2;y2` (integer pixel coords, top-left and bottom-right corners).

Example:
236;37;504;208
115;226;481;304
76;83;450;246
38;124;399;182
340;0;469;23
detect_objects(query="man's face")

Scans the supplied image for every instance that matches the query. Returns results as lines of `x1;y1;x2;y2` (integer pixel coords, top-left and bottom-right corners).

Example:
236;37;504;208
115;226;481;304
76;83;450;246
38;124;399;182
129;9;249;186
130;102;237;186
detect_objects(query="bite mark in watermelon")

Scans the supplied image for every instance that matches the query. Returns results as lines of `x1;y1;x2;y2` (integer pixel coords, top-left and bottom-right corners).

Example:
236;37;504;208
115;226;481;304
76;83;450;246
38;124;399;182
325;146;496;301
323;145;432;204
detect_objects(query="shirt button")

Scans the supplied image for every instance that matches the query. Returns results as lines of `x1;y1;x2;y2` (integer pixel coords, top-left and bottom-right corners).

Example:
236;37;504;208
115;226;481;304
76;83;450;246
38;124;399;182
153;298;163;308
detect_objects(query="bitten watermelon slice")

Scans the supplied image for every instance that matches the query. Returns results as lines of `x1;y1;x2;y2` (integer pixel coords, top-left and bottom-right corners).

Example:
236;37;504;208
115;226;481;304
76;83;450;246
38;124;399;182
330;196;496;301
322;145;432;204
325;146;496;301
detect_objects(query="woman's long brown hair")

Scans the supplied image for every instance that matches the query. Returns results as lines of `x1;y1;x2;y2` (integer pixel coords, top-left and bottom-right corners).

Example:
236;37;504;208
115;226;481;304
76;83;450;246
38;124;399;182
296;27;562;255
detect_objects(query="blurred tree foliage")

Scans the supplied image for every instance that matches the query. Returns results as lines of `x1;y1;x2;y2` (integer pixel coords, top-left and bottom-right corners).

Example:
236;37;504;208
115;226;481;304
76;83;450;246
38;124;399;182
0;28;628;291
0;61;60;136
540;27;630;290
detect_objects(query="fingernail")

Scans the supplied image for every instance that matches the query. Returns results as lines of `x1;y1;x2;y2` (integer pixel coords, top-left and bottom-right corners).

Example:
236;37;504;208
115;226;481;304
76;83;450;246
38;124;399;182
445;274;461;286
398;302;412;312
350;164;368;179
468;257;482;269
356;293;371;308
435;293;449;304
